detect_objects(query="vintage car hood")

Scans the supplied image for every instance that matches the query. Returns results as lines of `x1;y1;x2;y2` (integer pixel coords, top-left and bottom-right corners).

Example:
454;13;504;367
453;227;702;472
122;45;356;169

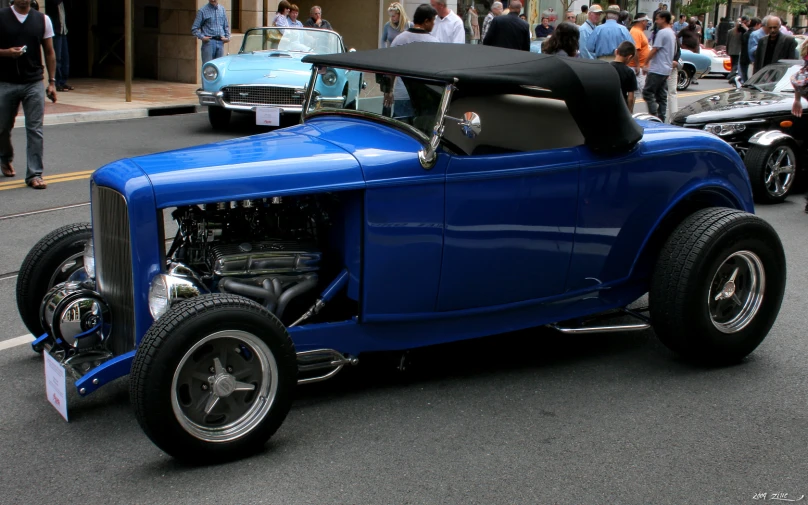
95;117;429;208
673;89;793;125
125;129;364;208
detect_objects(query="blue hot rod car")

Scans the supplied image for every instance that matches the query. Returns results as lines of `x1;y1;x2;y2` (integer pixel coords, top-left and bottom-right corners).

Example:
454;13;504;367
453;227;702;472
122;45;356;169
18;44;786;462
196;26;363;129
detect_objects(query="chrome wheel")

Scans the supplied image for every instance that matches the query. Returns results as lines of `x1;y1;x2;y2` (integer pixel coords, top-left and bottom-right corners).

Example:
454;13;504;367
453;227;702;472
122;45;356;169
677;68;691;90
47;251;84;288
708;251;766;334
171;330;278;443
764;146;795;198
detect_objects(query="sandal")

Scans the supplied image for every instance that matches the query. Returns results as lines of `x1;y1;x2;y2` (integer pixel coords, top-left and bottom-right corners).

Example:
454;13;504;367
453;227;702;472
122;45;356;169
1;162;14;177
27;177;47;189
56;86;70;92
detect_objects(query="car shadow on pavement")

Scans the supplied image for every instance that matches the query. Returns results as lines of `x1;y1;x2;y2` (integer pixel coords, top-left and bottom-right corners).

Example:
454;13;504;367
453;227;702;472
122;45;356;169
291;324;742;407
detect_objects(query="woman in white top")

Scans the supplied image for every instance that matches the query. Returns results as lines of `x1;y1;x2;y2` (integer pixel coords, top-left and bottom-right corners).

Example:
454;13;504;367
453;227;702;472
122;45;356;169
273;0;292;27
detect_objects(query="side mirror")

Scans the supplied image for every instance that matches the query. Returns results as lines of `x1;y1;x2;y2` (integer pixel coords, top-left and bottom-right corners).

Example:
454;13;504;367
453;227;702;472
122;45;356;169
446;112;482;139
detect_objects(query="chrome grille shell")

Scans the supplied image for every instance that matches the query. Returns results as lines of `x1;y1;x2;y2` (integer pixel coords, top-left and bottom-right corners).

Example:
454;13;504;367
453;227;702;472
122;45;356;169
221;85;306;107
92;184;136;356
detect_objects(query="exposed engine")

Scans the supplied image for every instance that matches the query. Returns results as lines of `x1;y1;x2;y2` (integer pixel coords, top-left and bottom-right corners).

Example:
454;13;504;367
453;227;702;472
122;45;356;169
167;195;335;320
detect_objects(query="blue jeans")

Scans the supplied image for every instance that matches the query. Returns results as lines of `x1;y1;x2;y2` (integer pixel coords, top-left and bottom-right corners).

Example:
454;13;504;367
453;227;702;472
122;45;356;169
53;34;69;87
201;39;225;64
0;81;45;182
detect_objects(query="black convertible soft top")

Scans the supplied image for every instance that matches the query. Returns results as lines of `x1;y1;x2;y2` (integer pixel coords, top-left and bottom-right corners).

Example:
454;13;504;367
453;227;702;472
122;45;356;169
303;43;643;152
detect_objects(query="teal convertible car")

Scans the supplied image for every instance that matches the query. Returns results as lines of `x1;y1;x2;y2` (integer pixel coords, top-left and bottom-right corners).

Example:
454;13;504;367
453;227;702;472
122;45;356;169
196;27;364;129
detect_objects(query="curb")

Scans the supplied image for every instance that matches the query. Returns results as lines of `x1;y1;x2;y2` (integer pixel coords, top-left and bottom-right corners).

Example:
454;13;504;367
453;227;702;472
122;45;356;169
15;104;204;129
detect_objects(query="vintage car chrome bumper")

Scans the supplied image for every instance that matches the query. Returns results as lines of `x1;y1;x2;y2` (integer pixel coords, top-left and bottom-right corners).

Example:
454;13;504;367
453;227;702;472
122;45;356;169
196;89;346;113
196;89;304;113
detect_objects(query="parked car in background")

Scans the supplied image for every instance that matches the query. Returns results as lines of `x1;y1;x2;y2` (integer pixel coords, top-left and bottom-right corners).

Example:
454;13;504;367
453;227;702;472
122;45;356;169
19;44;786;463
196;27;363;129
700;46;732;76
673;60;806;203
679;49;712;90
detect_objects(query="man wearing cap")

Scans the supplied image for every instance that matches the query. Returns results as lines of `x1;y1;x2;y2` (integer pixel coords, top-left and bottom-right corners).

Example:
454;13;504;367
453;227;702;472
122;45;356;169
630;13;651;92
586;4;633;61
578;3;603;59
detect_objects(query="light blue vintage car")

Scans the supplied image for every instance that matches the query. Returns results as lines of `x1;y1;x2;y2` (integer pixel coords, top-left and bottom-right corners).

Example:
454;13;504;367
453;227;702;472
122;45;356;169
679;49;712;91
196;27;363;129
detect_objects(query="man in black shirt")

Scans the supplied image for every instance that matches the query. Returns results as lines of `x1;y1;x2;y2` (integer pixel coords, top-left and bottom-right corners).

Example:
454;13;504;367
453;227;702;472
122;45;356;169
535;16;554;38
753;16;798;74
482;0;530;51
0;0;56;189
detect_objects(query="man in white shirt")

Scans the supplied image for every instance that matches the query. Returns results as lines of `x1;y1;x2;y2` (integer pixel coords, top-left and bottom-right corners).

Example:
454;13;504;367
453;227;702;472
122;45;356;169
429;0;465;43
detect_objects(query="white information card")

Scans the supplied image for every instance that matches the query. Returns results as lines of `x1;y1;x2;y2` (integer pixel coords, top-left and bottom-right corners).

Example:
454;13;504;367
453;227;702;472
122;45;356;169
256;107;281;127
44;352;69;422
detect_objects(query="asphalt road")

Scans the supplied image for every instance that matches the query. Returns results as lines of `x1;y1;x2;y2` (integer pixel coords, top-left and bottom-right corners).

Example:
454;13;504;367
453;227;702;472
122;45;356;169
3;77;807;505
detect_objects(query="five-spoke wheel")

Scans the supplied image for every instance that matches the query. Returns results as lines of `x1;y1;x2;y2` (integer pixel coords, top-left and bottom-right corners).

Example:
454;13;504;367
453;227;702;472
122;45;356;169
745;141;797;204
172;330;278;443
131;294;297;462
651;208;786;364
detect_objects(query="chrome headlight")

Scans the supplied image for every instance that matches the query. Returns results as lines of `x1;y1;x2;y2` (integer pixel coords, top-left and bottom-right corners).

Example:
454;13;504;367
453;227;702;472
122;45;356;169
322;69;338;86
83;240;95;279
703;121;765;136
148;272;205;320
203;65;219;81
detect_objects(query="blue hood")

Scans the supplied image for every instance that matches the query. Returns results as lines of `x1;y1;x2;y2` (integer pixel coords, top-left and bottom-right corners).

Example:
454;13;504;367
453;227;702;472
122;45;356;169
124;129;364;208
94;117;427;208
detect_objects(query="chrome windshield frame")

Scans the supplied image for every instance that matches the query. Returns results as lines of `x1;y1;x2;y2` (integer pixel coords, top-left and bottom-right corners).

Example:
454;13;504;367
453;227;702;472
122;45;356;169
239;26;346;55
301;66;455;169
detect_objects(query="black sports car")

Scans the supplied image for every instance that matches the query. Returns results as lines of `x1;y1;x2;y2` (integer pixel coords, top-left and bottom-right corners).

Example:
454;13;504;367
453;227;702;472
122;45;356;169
673;60;807;203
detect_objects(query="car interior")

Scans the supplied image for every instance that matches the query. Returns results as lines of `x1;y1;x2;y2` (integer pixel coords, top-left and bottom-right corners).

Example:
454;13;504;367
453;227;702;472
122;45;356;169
443;94;585;155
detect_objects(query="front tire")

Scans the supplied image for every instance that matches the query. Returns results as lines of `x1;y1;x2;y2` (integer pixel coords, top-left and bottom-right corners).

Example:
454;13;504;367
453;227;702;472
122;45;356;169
208;106;231;130
130;294;297;462
16;223;92;338
744;140;797;203
650;208;786;364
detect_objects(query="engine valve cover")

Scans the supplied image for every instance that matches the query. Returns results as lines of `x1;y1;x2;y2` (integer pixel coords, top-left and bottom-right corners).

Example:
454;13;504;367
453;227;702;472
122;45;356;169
208;241;321;276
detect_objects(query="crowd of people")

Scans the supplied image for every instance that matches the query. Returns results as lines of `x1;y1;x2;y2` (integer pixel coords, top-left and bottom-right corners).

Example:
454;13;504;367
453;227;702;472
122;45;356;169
377;1;804;126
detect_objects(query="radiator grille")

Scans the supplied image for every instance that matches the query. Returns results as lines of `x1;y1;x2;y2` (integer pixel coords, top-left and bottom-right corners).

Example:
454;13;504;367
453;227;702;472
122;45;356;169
221;86;305;107
92;184;136;356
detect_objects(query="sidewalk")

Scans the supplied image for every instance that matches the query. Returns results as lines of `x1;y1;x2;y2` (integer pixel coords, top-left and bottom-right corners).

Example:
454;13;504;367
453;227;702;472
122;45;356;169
15;78;200;127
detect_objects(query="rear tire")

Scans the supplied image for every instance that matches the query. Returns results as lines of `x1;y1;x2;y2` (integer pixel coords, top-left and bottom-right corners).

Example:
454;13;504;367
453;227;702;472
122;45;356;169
677;67;693;91
130;294;297;463
650;208;786;364
744;140;797;204
208;106;231;130
16;223;92;339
